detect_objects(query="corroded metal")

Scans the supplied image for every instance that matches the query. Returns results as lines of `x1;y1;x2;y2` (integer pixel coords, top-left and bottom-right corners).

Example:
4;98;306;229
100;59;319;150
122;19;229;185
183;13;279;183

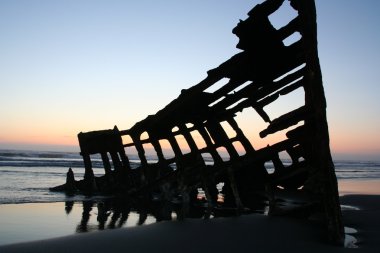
56;0;344;244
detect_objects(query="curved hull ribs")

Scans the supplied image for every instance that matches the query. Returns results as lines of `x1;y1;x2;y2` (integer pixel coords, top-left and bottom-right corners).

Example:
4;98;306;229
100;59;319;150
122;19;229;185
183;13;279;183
76;0;343;244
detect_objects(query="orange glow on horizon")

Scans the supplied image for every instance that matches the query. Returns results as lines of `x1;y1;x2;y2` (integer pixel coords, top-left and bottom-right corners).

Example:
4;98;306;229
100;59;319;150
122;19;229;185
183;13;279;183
1;118;379;159
330;130;380;155
0;131;78;147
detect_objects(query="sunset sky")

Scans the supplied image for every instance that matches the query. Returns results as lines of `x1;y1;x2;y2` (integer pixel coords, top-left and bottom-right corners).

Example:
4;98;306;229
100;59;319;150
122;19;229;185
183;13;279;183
0;0;379;161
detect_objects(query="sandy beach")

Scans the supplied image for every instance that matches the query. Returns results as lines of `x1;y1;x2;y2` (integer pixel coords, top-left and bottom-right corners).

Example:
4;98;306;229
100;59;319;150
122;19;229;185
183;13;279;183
1;0;379;251
0;193;378;253
1;151;379;252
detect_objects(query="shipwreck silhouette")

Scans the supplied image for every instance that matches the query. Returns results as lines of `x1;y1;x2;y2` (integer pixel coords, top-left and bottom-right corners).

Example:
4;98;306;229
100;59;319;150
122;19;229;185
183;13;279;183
52;0;344;244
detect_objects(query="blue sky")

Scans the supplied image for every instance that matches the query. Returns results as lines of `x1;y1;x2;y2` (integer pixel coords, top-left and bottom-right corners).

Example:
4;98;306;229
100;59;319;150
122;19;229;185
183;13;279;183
0;0;379;160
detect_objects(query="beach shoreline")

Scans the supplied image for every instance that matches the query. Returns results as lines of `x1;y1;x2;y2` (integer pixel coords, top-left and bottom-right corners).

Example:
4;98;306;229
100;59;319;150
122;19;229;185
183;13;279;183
0;193;379;253
1;156;380;253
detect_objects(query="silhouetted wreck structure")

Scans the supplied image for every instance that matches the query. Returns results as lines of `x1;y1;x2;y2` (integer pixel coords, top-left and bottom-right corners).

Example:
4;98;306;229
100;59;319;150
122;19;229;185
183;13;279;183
53;0;344;244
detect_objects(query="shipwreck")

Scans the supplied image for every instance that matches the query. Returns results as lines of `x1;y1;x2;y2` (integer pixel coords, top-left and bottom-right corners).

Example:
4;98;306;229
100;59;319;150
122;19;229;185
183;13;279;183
52;0;344;244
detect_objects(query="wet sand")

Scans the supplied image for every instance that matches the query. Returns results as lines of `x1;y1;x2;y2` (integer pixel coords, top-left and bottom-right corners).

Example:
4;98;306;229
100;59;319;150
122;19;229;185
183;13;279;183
339;195;380;252
0;194;379;253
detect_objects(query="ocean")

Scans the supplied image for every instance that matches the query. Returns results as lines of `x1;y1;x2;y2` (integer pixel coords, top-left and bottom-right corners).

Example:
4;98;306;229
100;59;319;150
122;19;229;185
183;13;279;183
0;149;380;205
0;149;380;246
